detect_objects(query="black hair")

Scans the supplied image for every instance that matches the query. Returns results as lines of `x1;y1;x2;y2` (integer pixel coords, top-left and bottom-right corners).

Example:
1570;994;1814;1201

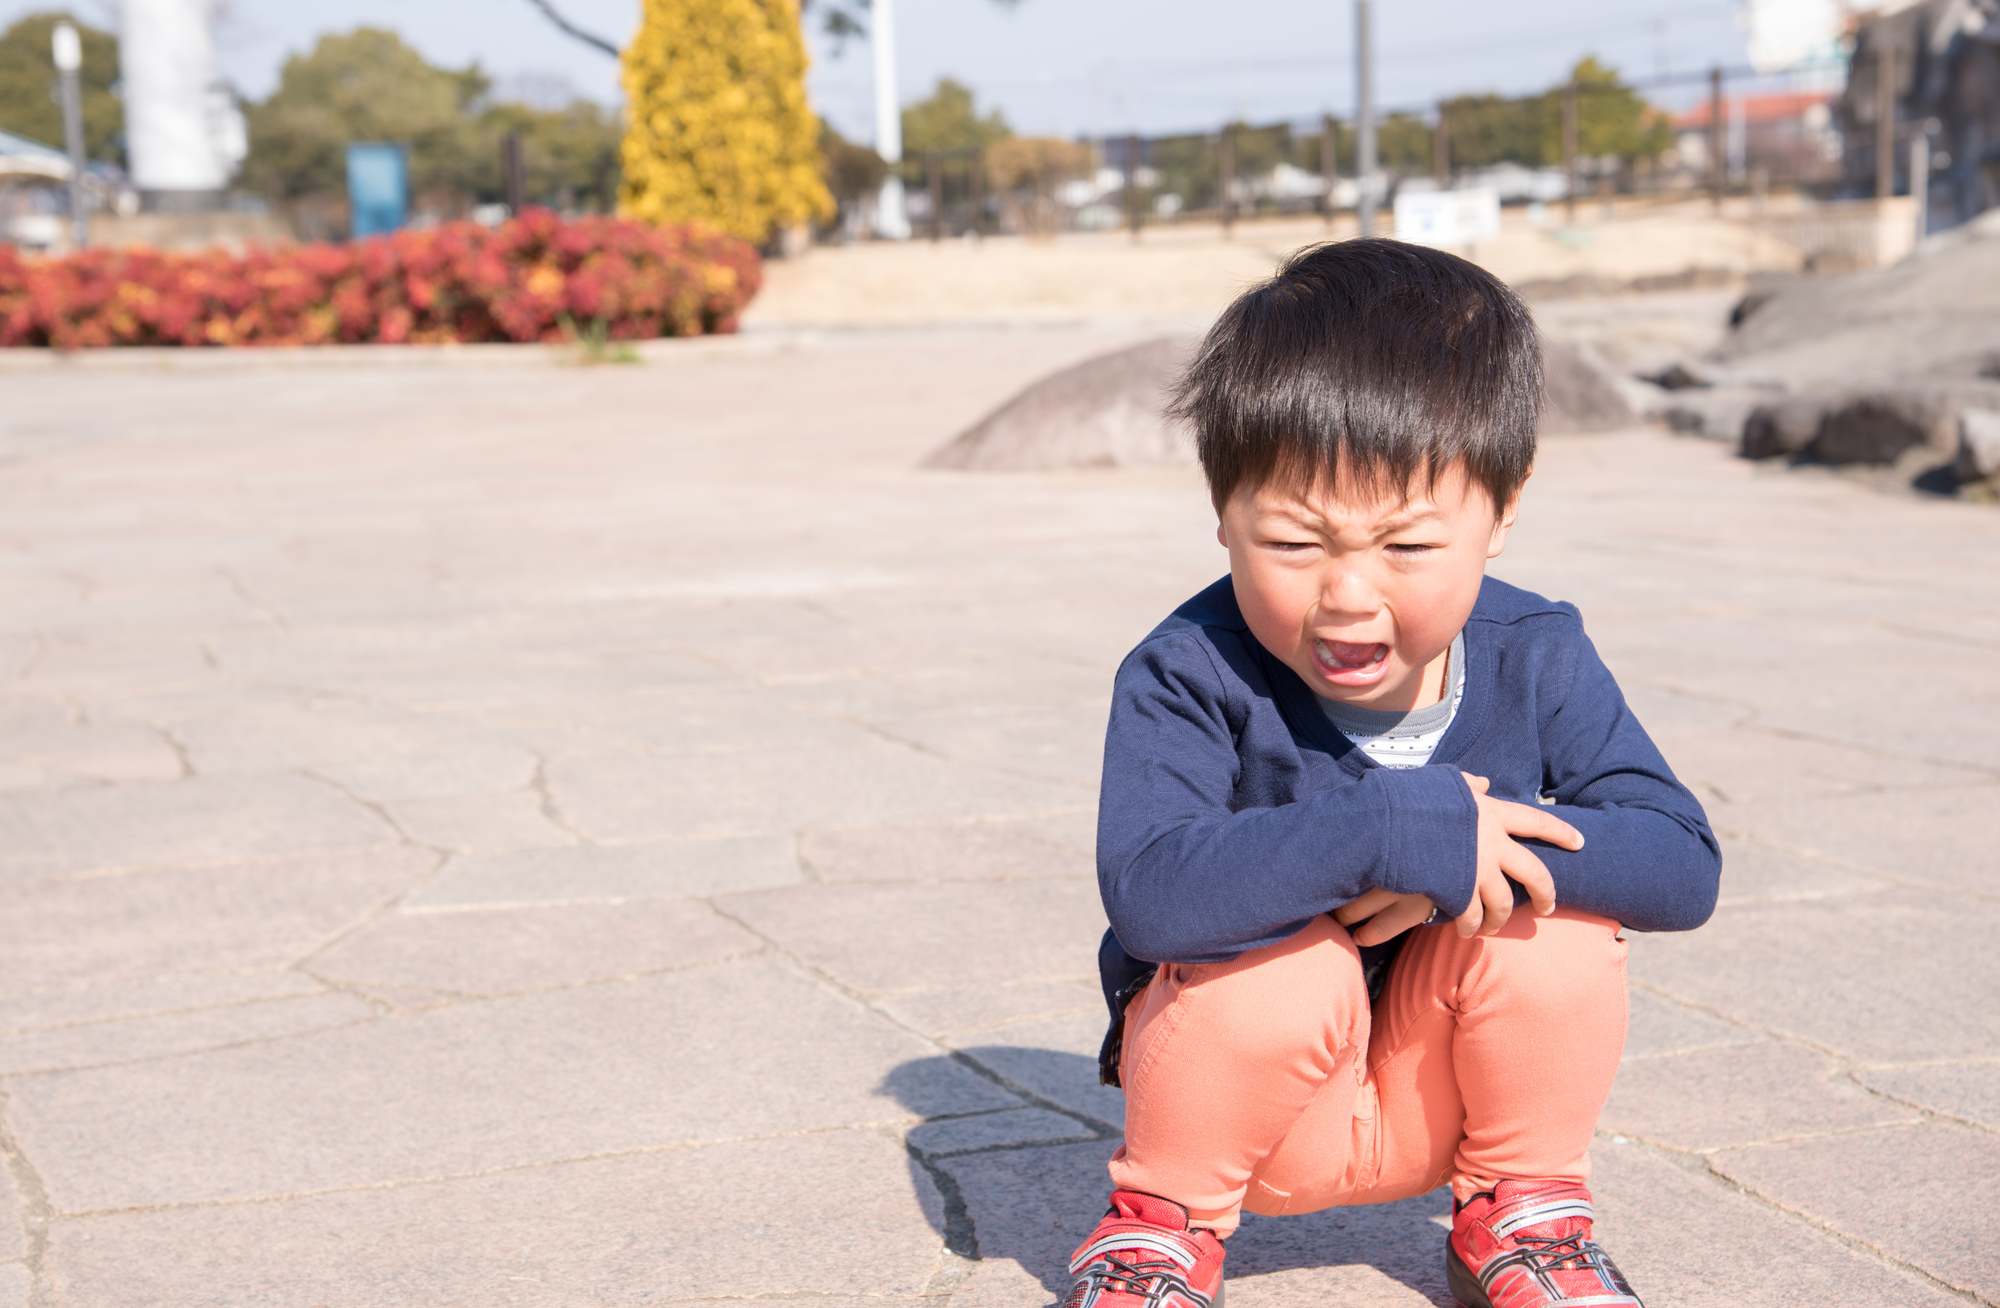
1170;238;1542;513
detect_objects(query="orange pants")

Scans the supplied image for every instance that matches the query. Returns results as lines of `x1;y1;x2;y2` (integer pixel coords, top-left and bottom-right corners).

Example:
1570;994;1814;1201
1107;908;1628;1235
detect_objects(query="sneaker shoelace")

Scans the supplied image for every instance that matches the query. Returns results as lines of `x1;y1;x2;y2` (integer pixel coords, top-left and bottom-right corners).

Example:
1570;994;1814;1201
1086;1250;1190;1303
1509;1229;1622;1283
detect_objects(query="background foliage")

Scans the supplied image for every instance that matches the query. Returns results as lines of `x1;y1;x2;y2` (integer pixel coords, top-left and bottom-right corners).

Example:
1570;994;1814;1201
0;209;760;347
620;0;832;243
0;11;123;163
245;28;622;216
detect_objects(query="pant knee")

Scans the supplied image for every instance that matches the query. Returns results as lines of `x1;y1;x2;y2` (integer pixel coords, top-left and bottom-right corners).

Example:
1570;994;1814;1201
1139;915;1370;1068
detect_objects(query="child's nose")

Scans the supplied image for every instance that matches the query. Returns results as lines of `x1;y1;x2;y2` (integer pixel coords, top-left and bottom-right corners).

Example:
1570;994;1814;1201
1319;565;1380;617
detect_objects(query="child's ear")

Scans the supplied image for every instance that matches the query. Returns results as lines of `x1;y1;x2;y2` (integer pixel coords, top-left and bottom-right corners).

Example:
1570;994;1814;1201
1216;520;1229;549
1486;472;1530;559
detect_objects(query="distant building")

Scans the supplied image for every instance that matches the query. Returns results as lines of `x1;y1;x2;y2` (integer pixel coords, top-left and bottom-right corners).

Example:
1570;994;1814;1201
1671;91;1845;187
1842;0;2000;228
0;127;131;250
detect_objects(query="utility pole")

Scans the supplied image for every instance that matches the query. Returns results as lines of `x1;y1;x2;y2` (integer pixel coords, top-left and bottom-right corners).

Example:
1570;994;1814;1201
503;131;527;213
1219;124;1236;236
1874;39;1897;199
1125;133;1144;241
1910;128;1930;239
1708;65;1726;211
969;148;985;241
1562;79;1579;224
1355;0;1376;237
1320;112;1338;228
872;0;910;239
52;20;87;250
1433;101;1450;188
926;150;943;241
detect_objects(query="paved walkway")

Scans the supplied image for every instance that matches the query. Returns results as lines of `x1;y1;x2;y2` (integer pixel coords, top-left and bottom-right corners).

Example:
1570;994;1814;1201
0;324;1995;1308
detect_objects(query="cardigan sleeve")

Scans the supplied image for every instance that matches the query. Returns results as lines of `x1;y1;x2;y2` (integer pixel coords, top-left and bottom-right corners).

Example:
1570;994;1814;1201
1532;624;1722;933
1097;633;1481;964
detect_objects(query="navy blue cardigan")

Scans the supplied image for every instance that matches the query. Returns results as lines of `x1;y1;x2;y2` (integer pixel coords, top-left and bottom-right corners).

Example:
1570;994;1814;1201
1096;575;1720;1006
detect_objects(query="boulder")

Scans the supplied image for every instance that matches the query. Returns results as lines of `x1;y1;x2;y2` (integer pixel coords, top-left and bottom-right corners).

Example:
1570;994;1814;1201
1741;396;1830;459
923;336;1195;471
1539;337;1637;434
1664;384;1783;445
1957;408;2000;484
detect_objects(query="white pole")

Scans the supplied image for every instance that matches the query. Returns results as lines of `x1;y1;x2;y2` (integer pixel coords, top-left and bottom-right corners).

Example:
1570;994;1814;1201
1356;0;1376;237
53;21;88;249
1910;130;1929;243
871;0;909;240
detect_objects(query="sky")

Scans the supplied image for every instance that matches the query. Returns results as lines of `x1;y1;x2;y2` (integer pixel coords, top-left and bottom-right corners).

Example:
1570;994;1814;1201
8;0;1758;139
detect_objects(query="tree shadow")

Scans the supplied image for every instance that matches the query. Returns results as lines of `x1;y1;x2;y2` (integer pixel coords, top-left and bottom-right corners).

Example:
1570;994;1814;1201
882;1049;1457;1307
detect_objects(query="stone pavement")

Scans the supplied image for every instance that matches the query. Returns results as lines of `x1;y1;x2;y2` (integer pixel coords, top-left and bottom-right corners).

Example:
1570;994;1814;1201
0;323;1995;1308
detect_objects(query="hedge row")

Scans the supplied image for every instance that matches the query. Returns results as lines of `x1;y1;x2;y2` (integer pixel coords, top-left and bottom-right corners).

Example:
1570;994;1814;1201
0;209;762;349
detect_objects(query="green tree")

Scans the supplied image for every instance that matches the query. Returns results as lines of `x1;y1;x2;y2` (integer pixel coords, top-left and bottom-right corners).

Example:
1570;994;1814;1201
0;10;122;163
1545;56;1673;162
471;99;624;211
244;28;484;201
1441;92;1550;168
900;77;1010;157
819;123;884;205
620;0;832;242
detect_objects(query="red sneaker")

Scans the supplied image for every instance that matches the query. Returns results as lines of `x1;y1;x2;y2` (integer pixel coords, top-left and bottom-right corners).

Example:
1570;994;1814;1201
1447;1180;1643;1308
1063;1190;1226;1308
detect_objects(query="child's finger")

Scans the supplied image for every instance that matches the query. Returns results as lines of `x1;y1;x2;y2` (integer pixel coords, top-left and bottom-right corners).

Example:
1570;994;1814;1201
1499;803;1585;850
1505;845;1558;916
1355;896;1433;945
1332;888;1394;926
1460;772;1491;795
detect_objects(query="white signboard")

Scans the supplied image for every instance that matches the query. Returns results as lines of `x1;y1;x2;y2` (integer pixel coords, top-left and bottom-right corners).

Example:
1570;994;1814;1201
1392;187;1502;249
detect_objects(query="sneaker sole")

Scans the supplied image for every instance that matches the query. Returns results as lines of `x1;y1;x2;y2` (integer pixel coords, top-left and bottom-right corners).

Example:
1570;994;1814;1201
1444;1246;1491;1308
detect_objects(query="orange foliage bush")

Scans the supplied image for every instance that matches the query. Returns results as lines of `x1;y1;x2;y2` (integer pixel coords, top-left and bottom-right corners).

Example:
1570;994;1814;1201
0;209;761;348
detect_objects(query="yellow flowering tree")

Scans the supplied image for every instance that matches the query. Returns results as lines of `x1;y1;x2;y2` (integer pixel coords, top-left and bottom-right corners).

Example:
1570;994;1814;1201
620;0;833;243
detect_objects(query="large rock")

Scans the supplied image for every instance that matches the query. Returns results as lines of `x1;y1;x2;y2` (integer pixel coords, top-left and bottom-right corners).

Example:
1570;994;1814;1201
923;337;1195;471
1714;217;2000;391
1958;408;2000;484
1738;384;2000;466
1539;337;1639;434
1740;395;1829;459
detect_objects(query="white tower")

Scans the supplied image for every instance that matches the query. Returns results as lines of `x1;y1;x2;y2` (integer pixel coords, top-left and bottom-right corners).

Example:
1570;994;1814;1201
871;0;910;240
120;0;244;209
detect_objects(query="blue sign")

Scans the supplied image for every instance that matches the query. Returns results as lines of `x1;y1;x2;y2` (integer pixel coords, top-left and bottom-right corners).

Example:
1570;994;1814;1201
346;142;408;238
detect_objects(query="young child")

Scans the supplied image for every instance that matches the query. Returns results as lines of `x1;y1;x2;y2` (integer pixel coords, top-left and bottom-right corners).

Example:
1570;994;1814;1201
1071;240;1720;1308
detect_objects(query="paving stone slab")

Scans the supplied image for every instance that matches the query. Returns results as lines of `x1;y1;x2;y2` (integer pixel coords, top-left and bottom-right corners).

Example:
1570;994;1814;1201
170;700;541;799
0;1152;21;1261
0;1265;25;1308
0;972;323;1033
379;787;579;853
717;880;1105;996
45;1129;947;1308
308;900;764;996
0;719;184;791
0;992;376;1075
802;818;1094;884
1626;891;2000;1063
828;704;1110;787
1852;1060;2000;1130
877;978;1103;1041
908;1108;1099;1156
1589;1138;1968;1308
0;847;433;991
1648;723;1988;812
1711;1121;2000;1302
0;774;397;878
11;957;1017;1212
1703;835;1894;906
1622;987;1766;1061
549;742;1087;842
1602;1040;1916;1152
1725;781;2000;899
954;1010;1127;1131
403;836;802;907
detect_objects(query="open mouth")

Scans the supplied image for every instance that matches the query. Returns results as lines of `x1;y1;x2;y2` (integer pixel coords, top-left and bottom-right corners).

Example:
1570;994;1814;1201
1313;638;1390;685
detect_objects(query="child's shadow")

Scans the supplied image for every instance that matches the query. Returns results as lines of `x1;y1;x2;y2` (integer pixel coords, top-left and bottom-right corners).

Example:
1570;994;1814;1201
883;1050;1457;1307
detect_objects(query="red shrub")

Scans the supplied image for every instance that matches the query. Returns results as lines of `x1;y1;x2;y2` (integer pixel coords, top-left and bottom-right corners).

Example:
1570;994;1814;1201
0;210;763;349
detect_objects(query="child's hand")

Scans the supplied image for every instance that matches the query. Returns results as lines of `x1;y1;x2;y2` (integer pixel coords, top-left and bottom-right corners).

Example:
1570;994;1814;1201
1458;773;1581;938
1333;888;1437;946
